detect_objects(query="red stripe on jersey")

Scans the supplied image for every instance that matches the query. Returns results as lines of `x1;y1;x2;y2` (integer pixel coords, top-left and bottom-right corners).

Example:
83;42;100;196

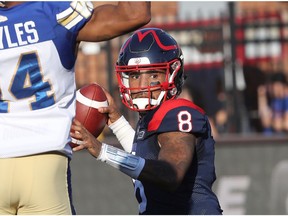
148;98;205;131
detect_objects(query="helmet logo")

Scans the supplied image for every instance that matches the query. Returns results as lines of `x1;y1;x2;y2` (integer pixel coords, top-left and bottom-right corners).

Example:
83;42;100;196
128;57;150;66
134;58;141;65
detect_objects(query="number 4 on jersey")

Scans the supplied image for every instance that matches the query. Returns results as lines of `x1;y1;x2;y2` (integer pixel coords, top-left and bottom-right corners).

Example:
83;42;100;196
0;52;55;113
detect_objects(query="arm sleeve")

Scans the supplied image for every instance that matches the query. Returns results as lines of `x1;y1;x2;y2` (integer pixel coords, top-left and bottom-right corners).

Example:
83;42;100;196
109;116;135;153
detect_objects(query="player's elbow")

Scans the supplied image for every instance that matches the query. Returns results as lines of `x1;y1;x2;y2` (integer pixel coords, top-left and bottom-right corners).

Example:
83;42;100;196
160;167;186;192
139;160;184;192
157;167;184;192
161;175;183;192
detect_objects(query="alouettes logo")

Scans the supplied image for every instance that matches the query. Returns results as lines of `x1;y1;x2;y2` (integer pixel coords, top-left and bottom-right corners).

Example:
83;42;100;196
0;15;7;22
134;58;141;65
128;57;150;66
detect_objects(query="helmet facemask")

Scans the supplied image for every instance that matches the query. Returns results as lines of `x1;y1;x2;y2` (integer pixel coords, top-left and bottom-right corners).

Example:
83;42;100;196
116;59;182;112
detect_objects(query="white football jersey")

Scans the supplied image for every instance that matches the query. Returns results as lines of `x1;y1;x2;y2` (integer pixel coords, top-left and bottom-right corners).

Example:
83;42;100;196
0;2;93;158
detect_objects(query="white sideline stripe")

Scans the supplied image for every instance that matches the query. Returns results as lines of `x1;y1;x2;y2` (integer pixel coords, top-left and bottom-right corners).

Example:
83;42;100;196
76;90;108;109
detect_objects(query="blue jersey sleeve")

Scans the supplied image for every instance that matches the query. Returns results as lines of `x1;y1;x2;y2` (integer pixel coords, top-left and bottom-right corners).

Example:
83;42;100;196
43;1;93;33
147;99;208;135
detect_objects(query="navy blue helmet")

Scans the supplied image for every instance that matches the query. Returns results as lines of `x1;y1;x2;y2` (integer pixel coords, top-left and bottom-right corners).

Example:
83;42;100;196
116;28;185;111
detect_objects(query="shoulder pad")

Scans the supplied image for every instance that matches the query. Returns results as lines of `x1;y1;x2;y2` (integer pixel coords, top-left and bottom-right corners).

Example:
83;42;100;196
147;98;207;134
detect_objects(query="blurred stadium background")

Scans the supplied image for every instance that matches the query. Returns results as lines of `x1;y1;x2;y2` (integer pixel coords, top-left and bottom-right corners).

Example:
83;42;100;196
72;2;288;214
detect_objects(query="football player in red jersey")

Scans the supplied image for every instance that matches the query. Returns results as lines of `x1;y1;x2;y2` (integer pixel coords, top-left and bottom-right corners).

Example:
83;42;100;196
0;2;150;215
71;28;223;214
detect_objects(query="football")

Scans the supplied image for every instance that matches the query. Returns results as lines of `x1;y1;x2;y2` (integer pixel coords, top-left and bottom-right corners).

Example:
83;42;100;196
70;83;108;147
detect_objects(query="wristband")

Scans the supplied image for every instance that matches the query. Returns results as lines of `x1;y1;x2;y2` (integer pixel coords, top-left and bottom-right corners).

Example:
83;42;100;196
97;143;145;179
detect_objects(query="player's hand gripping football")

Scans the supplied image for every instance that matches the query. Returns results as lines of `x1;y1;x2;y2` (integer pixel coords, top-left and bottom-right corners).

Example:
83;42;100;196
70;119;102;157
97;88;122;126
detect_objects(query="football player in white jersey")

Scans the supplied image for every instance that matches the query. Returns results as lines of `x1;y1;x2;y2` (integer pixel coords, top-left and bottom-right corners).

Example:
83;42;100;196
0;1;150;215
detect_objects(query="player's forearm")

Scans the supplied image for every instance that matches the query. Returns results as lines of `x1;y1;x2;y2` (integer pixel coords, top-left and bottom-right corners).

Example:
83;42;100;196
97;144;181;191
77;1;151;42
117;1;151;29
106;1;151;39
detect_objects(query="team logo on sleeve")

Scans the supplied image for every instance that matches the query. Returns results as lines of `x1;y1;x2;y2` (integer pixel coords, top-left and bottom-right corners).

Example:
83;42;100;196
137;130;145;139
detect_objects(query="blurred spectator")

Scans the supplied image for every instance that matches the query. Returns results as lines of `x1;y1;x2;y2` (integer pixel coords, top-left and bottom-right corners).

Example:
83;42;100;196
242;64;266;132
257;72;288;135
181;67;228;138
